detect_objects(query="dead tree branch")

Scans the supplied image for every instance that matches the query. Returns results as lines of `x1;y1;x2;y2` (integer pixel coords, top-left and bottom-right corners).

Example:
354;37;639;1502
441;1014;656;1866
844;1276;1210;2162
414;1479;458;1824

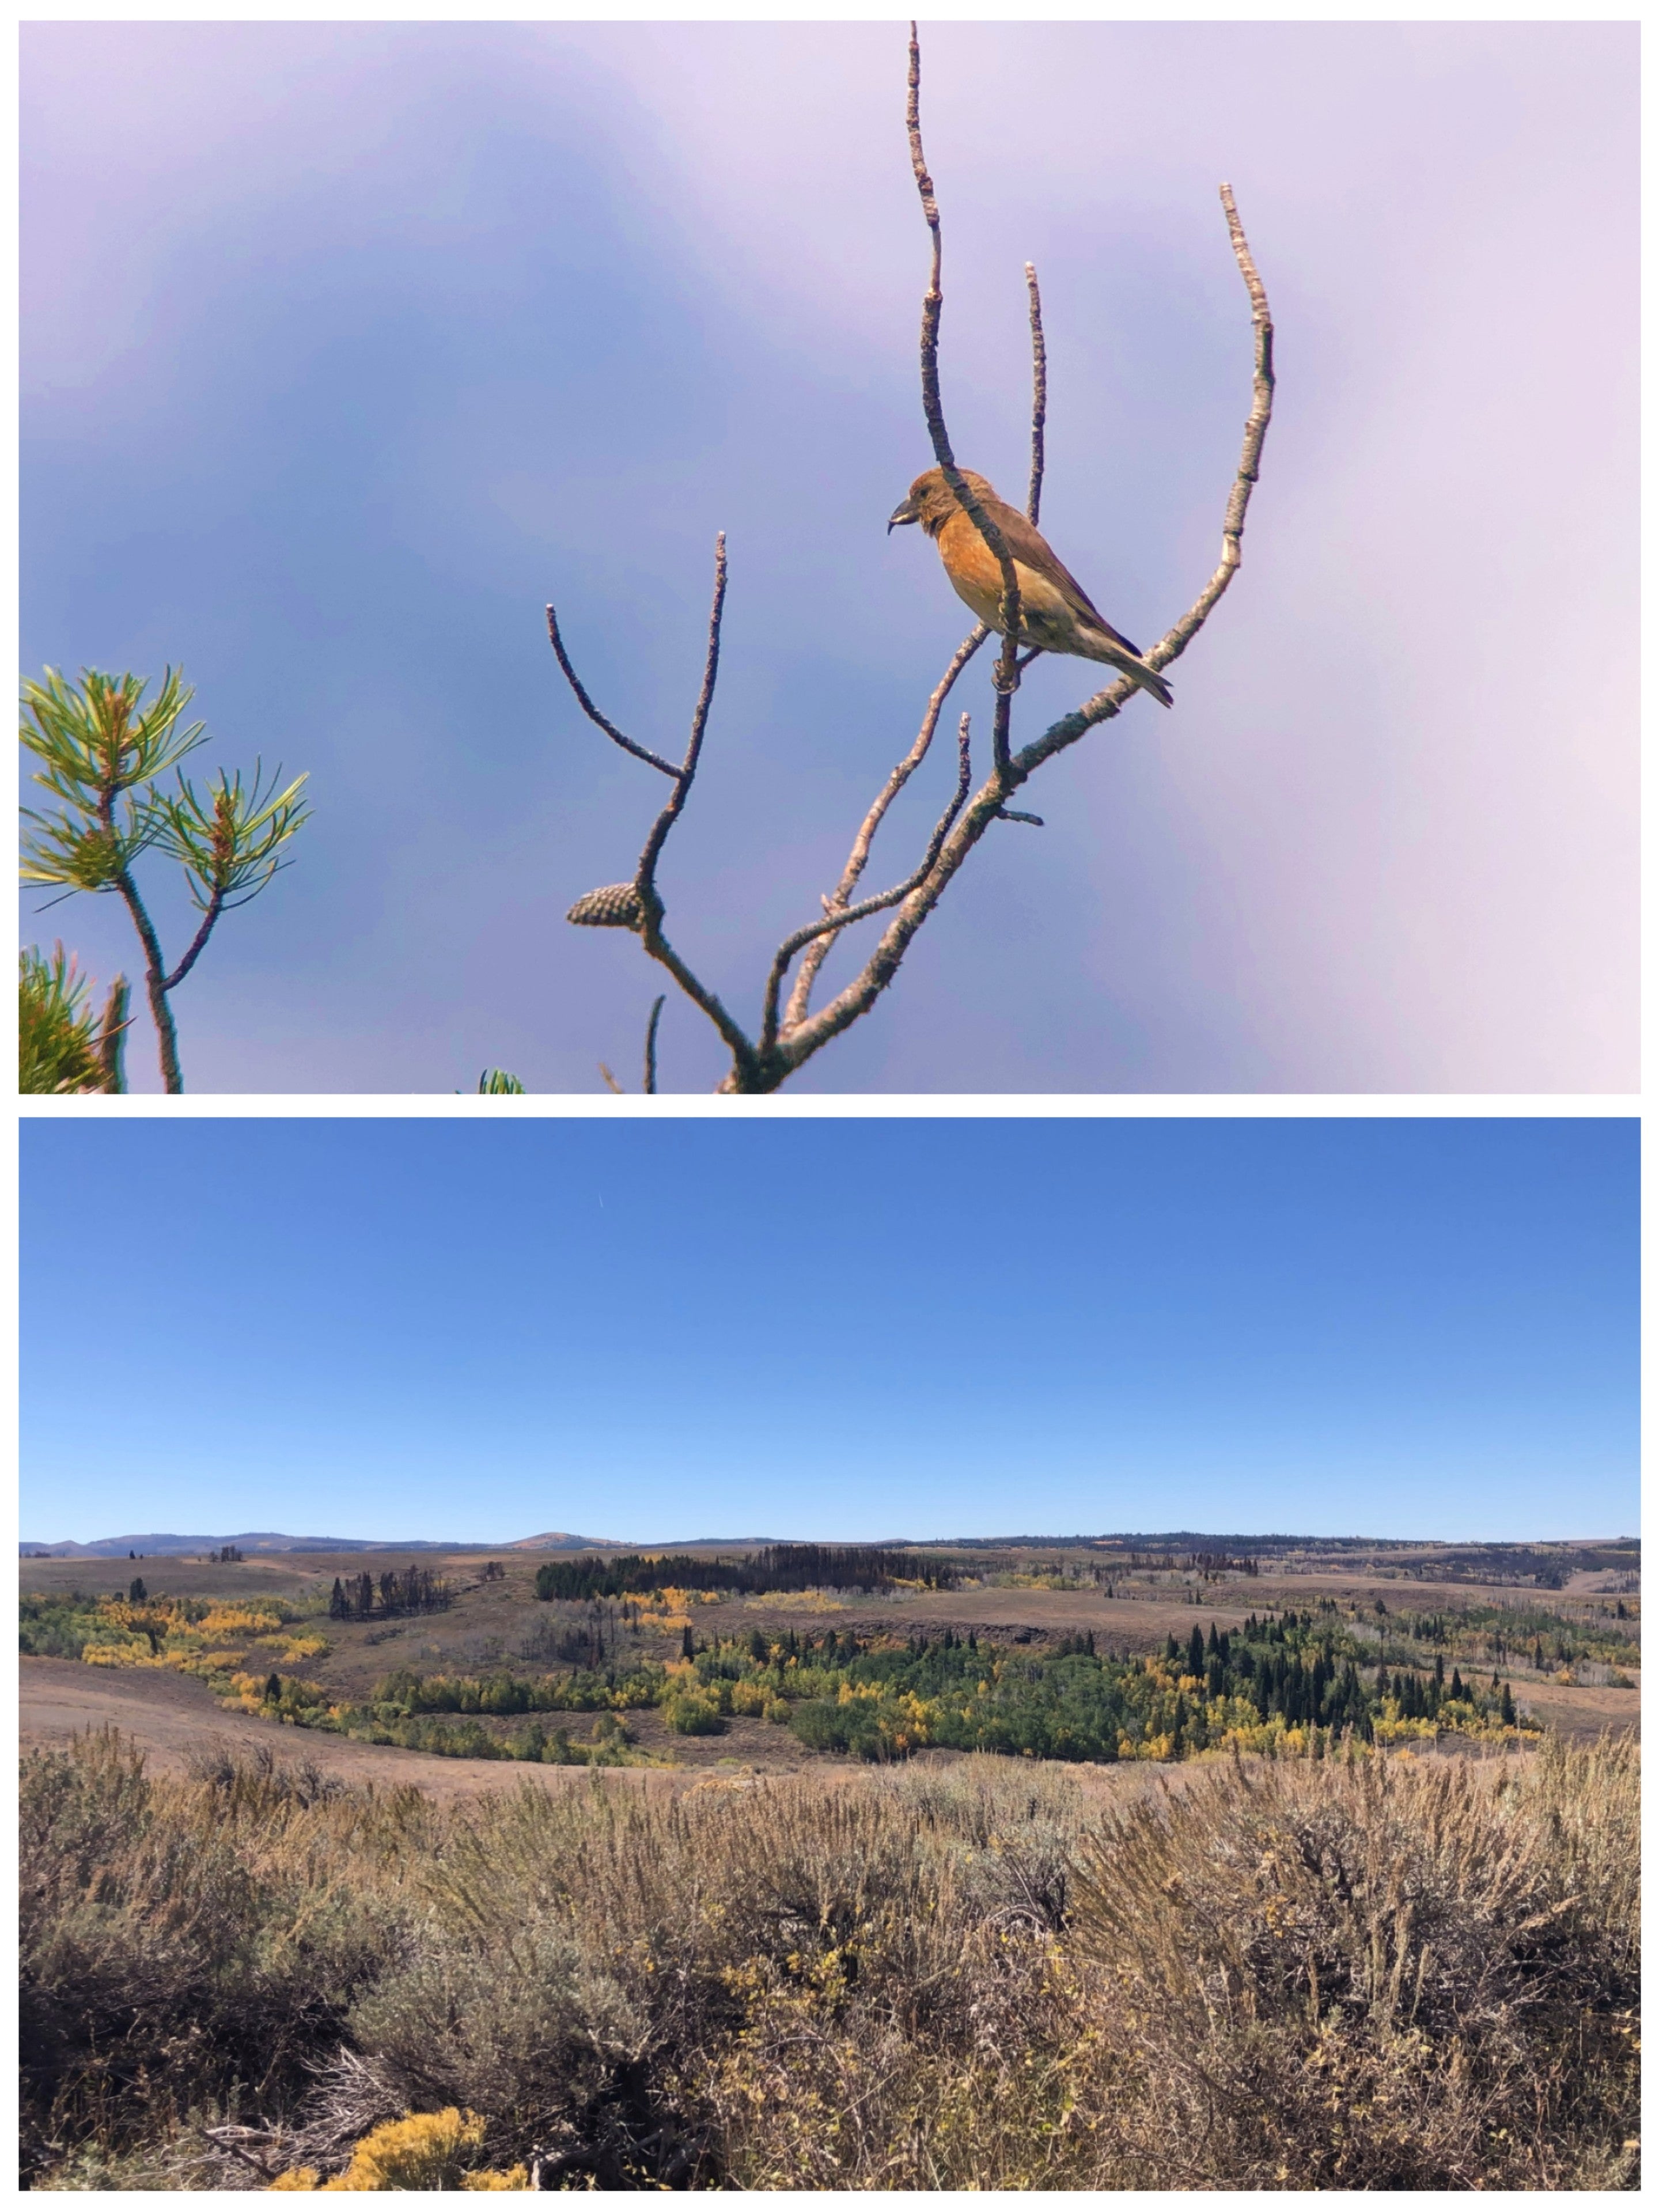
1006;177;1275;786
643;993;665;1094
782;210;1050;1035
760;712;974;1052
545;606;679;778
1025;261;1047;525
905;24;1024;776
783;622;986;1030
552;26;1274;1093
556;532;761;1082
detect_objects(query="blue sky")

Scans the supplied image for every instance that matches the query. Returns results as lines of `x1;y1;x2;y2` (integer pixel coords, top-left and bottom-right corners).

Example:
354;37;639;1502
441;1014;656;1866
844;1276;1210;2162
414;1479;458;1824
20;1118;1637;1545
20;21;1635;1094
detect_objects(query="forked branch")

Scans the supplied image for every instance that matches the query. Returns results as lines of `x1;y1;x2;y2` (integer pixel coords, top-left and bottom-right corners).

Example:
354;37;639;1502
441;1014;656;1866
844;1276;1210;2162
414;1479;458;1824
760;712;974;1052
554;532;757;1083
550;26;1275;1093
782;621;987;1031
905;25;1024;777
780;216;1053;1036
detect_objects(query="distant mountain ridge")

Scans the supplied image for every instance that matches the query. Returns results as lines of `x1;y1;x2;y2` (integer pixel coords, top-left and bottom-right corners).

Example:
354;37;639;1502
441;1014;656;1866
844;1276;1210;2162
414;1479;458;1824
505;1532;628;1551
20;1529;623;1559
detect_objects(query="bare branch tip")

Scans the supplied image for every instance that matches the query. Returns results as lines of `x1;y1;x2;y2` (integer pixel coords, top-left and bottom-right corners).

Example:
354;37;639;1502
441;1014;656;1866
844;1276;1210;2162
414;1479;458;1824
643;993;666;1095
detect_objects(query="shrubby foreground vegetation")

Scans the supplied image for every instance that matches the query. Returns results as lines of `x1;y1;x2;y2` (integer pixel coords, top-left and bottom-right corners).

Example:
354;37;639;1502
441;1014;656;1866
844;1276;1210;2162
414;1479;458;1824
20;1727;1637;2190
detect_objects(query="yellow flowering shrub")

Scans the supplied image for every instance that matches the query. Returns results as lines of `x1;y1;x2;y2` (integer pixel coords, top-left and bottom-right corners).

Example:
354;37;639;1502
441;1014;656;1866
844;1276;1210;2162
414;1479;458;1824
266;2108;527;2191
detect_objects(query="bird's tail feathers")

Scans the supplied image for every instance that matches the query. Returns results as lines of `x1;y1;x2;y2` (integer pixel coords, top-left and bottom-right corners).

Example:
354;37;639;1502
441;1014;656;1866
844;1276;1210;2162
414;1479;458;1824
1128;657;1173;710
1077;625;1173;707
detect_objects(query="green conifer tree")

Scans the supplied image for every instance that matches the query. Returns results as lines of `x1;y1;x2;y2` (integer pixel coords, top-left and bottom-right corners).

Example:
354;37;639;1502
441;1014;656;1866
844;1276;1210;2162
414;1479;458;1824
20;666;309;1092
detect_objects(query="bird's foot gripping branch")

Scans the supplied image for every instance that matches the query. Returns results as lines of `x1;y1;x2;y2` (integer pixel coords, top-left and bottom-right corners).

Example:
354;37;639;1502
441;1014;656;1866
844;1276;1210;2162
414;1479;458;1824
550;23;1273;1094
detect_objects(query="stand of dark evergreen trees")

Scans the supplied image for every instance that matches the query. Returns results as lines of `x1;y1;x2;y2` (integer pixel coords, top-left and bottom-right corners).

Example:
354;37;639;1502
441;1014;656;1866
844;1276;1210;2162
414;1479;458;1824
1160;1615;1374;1733
328;1566;450;1622
533;1544;958;1604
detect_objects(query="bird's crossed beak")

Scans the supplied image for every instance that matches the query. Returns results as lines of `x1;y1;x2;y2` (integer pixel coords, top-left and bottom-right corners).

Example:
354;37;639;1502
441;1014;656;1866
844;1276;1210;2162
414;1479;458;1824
887;494;921;535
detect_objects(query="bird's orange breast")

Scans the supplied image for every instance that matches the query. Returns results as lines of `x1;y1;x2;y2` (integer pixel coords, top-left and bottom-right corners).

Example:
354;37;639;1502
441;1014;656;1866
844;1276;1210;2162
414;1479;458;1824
936;514;1075;637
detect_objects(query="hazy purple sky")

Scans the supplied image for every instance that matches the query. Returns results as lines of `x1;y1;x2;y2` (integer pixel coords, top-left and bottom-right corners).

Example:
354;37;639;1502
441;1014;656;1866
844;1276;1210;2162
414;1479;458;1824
21;22;1636;1093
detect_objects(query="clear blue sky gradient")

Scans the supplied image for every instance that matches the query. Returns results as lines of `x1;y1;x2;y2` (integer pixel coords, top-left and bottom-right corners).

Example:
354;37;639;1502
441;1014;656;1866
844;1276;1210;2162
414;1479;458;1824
20;22;1635;1093
21;1118;1637;1546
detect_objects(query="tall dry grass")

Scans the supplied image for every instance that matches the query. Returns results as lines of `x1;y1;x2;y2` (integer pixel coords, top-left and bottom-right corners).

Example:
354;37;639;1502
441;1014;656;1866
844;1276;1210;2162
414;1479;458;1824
19;1730;1638;2190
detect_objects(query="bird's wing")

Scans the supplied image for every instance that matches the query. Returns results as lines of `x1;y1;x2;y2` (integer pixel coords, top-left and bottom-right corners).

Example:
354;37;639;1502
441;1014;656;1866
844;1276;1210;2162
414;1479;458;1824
980;497;1148;660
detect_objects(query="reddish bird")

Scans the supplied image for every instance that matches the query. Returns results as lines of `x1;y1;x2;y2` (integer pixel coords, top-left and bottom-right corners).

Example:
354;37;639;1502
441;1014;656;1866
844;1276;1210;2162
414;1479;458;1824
888;467;1172;708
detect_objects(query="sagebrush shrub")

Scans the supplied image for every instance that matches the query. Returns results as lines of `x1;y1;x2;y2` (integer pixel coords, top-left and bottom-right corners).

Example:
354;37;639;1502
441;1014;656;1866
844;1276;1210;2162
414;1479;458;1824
20;1729;1639;2190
